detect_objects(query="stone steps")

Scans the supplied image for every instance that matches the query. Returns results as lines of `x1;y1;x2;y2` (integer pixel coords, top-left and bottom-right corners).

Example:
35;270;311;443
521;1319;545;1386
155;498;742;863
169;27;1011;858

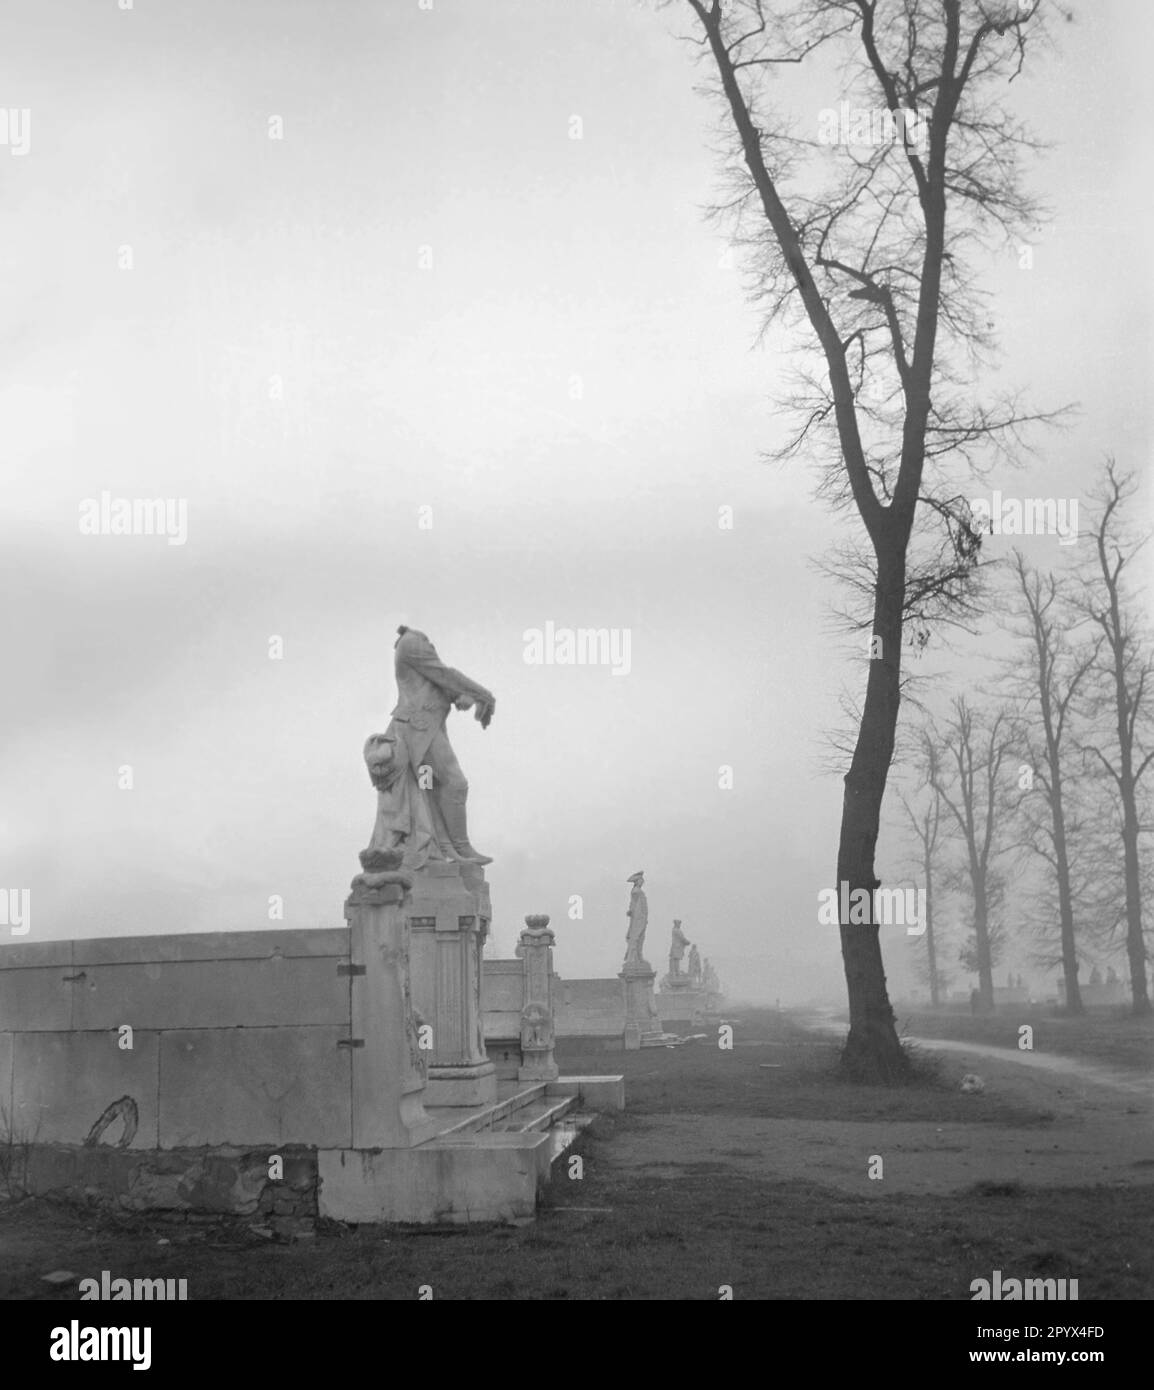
318;1074;623;1223
494;1094;576;1134
423;1081;550;1140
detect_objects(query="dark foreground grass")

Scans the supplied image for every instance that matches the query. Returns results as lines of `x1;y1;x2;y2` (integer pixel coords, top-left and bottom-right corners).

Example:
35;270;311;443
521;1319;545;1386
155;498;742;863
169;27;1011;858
3;1135;1149;1300
1;1008;1146;1300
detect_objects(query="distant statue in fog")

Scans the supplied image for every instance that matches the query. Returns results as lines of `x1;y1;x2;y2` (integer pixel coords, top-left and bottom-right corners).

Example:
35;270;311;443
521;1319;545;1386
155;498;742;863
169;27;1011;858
623;870;650;969
669;920;690;979
688;945;701;984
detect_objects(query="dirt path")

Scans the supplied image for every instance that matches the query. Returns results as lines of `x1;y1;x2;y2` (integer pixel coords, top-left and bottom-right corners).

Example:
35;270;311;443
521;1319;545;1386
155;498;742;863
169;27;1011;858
902;1034;1151;1099
803;1008;1152;1099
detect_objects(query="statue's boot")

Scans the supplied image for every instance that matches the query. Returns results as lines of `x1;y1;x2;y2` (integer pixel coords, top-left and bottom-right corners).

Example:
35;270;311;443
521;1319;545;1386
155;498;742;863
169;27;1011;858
453;841;493;866
440;793;493;865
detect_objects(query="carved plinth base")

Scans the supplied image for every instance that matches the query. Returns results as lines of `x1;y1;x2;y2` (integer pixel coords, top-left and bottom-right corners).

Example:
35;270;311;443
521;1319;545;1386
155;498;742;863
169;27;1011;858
619;963;663;1051
408;860;497;1107
424;1061;499;1108
656;988;709;1028
660;972;695;992
343;850;440;1147
517;1054;559;1083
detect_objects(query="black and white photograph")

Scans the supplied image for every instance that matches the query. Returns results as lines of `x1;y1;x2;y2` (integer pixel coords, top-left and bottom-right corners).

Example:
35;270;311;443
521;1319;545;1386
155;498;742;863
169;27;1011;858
1;0;1150;1355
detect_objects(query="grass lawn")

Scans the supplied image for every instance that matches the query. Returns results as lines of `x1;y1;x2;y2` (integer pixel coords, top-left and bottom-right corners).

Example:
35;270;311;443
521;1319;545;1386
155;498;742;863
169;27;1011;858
893;1004;1154;1073
1;1010;1149;1300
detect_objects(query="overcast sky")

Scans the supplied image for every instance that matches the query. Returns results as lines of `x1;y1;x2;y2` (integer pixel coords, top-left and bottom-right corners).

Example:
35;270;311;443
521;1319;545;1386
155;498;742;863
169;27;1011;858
1;0;1150;1002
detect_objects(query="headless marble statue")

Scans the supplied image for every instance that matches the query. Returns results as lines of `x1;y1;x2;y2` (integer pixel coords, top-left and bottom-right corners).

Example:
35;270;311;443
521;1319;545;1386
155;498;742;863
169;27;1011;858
364;626;496;873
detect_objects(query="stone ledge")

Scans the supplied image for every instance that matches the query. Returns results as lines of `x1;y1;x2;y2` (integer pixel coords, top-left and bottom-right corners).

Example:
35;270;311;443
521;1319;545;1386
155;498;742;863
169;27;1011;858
546;1075;625;1111
318;1133;550;1225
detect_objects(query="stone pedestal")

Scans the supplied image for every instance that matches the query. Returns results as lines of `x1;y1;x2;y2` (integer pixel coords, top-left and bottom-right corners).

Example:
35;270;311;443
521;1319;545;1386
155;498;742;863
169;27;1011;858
517;915;559;1083
619;960;663;1050
344;849;441;1148
656;984;708;1028
407;860;498;1107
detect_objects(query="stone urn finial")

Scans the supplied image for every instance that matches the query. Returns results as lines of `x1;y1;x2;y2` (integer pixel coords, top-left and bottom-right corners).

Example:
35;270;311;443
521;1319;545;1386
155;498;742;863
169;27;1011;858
360;846;405;874
520;914;555;947
347;844;411;907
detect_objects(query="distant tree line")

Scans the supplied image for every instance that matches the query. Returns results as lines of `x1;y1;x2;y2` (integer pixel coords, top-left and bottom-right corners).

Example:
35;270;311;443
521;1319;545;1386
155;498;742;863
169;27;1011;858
900;462;1153;1016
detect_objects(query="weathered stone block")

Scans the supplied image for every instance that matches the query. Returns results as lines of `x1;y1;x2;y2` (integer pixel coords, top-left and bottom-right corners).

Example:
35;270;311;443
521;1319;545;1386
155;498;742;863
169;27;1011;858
0;940;73;970
12;1031;160;1147
0;966;73;1031
553;978;626;1038
317;1131;551;1224
72;956;350;1031
14;1142;320;1219
158;1027;351;1149
72;929;348;966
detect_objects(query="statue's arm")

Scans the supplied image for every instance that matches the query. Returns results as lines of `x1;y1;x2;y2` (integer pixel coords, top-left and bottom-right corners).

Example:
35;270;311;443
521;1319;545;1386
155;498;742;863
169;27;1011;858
405;638;494;703
404;635;495;726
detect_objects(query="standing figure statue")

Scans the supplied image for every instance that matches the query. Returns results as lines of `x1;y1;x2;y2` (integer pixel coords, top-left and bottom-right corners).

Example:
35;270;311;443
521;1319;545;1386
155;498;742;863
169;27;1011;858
688;944;702;984
669;920;690;979
623;870;649;968
364;625;496;872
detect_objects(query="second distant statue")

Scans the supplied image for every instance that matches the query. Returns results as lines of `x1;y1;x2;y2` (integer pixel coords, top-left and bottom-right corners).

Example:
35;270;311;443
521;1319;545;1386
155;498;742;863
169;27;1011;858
668;920;690;981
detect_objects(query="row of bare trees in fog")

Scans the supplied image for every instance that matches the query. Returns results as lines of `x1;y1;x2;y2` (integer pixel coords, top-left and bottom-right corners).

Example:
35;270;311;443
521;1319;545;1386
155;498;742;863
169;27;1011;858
899;462;1153;1017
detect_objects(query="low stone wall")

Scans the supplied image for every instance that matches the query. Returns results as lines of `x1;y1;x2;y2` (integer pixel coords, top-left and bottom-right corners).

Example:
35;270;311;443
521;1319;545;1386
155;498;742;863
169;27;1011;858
553;977;625;1039
483;967;625;1043
482;959;525;1042
0;930;354;1151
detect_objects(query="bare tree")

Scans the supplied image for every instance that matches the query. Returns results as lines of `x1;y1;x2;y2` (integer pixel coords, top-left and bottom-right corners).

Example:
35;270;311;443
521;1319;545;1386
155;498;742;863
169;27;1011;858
928;696;1017;1011
679;0;1062;1076
1075;462;1154;1015
1000;550;1098;1014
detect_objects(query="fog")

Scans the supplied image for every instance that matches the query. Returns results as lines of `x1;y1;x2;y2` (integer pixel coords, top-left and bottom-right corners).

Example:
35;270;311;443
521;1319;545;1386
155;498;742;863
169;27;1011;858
2;0;1150;1009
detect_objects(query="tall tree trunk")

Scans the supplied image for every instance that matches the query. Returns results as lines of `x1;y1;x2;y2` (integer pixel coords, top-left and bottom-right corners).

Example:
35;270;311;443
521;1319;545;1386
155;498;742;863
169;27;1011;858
1121;805;1150;1014
1108;580;1151;1015
923;831;939;1008
838;547;909;1080
972;870;993;1011
1049;765;1083;1014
